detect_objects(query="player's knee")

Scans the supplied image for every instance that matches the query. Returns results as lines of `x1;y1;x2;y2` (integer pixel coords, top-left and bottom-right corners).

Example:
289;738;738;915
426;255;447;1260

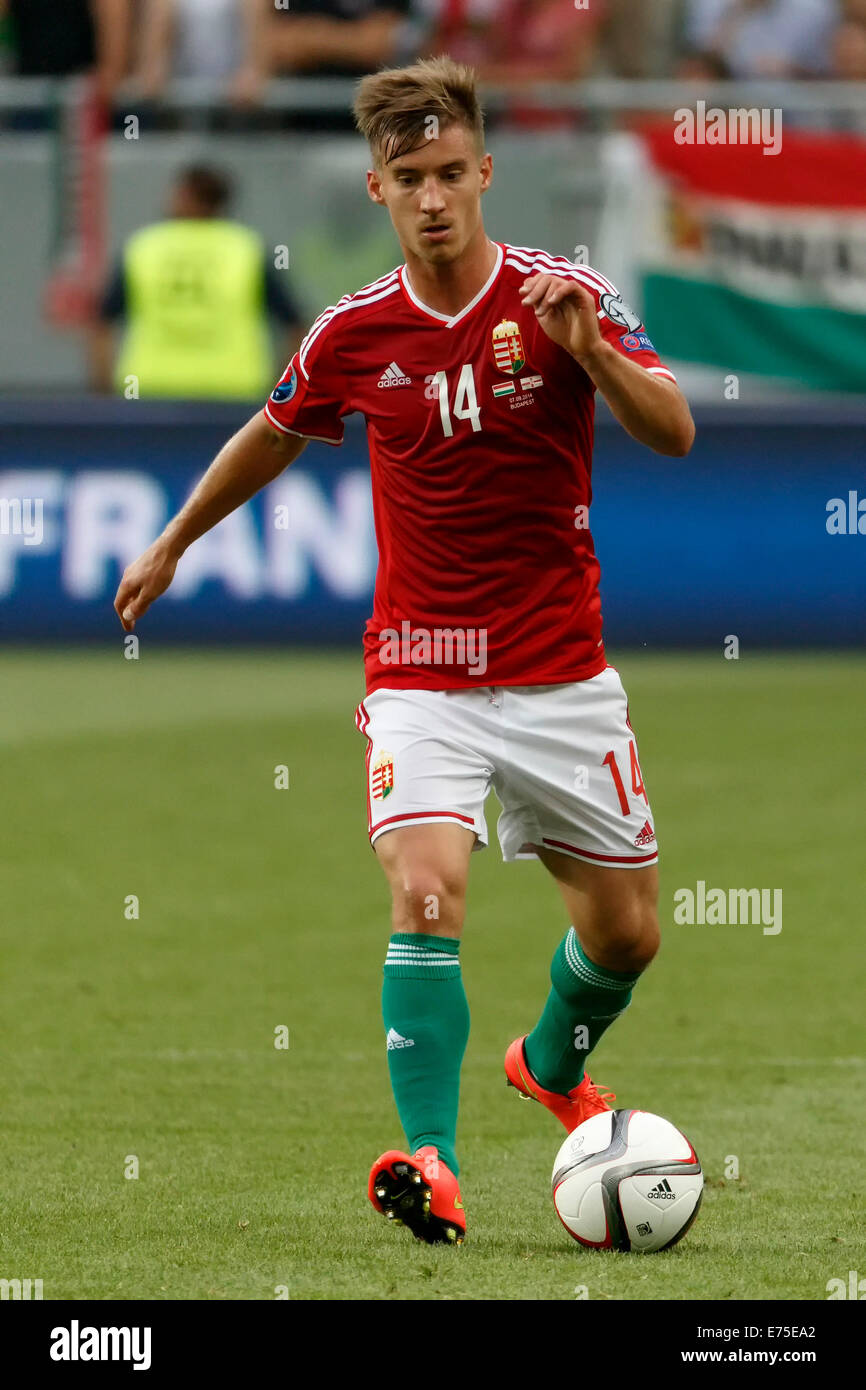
391;865;466;934
627;910;660;971
591;900;660;973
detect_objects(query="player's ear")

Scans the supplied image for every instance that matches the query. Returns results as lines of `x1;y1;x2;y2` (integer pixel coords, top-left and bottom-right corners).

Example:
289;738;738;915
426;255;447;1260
366;168;387;206
479;152;493;193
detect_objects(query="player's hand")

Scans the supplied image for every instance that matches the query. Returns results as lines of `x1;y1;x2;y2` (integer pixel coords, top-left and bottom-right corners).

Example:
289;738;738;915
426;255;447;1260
114;538;180;632
519;274;604;364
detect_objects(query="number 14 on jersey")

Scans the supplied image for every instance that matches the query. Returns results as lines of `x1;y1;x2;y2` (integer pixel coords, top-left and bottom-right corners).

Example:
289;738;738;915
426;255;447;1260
427;366;482;437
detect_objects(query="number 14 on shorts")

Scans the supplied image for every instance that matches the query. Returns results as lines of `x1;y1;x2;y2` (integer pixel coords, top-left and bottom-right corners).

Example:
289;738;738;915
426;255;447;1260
602;742;648;815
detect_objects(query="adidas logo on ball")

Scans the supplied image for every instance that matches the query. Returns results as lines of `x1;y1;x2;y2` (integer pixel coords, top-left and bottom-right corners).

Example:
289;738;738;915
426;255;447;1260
647;1178;677;1199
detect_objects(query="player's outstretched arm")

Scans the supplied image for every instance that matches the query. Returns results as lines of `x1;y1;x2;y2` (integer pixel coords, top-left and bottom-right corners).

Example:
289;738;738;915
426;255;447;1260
113;411;306;632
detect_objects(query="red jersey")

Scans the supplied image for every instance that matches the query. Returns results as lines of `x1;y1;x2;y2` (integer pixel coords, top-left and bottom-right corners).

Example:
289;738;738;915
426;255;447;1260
263;241;675;694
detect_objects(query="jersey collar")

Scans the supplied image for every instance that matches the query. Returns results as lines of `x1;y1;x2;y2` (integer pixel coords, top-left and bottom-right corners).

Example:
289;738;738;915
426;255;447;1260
399;241;504;329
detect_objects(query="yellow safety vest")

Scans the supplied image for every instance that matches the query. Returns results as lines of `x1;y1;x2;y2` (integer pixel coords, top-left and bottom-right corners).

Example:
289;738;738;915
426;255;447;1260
116;219;273;399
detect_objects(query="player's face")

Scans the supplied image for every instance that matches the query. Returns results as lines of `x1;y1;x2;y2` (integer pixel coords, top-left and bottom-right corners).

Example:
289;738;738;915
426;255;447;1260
367;123;492;265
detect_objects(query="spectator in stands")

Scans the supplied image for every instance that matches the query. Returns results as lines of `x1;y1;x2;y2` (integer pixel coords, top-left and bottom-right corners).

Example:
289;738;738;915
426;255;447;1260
680;0;837;78
601;0;682;79
1;0;132;99
833;10;866;76
421;0;603;83
90;164;304;399
267;0;422;77
677;48;732;77
133;0;268;105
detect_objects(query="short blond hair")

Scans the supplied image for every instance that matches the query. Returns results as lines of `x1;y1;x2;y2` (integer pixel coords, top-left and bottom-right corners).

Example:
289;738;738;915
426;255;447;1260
353;55;485;168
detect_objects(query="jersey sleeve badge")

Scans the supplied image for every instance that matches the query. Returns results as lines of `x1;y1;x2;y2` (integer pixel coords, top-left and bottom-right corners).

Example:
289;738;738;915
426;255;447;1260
598;292;643;332
270;365;298;403
620;331;655;352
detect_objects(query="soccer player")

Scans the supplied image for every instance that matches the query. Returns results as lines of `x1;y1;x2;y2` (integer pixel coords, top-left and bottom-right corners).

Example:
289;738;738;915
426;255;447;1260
114;56;694;1247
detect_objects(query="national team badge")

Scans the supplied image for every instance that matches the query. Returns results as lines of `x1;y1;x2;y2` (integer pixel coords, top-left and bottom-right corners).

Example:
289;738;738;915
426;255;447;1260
371;752;395;801
492;318;525;375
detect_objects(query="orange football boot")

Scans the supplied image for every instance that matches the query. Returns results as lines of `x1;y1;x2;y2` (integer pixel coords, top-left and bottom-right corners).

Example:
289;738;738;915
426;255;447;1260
504;1035;615;1132
368;1145;465;1245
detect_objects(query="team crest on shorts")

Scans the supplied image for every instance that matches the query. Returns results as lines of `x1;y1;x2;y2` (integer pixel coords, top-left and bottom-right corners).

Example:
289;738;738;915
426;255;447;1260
371;752;395;800
491;318;525;375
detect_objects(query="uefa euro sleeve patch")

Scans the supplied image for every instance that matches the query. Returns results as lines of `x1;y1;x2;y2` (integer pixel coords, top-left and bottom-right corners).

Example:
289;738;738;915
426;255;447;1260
271;365;298;403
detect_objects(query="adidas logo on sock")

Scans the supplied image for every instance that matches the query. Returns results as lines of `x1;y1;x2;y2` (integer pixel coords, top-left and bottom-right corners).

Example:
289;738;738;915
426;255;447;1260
378;361;412;388
386;1028;415;1050
646;1177;676;1199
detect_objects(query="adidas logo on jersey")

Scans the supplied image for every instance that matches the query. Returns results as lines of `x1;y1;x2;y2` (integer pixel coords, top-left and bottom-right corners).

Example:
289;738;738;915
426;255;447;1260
386;1028;415;1050
378;361;412;388
647;1178;676;1199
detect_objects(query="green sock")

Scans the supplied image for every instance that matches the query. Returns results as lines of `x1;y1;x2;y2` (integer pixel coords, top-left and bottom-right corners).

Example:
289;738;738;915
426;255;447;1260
524;927;641;1094
382;932;469;1176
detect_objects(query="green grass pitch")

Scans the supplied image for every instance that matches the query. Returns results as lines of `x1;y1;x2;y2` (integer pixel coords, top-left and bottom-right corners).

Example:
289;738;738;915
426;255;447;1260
2;648;863;1301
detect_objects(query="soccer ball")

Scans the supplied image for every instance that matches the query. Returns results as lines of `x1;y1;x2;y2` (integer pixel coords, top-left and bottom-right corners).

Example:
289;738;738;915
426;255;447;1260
552;1109;703;1253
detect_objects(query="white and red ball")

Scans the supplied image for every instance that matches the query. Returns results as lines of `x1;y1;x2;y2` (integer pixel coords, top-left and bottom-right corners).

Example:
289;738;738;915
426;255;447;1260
552;1109;703;1253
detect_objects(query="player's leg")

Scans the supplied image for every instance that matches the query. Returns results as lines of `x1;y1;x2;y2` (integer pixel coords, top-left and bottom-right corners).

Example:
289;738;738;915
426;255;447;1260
375;819;475;938
356;687;492;1241
497;668;659;1127
375;821;474;1173
523;853;658;1097
368;823;474;1243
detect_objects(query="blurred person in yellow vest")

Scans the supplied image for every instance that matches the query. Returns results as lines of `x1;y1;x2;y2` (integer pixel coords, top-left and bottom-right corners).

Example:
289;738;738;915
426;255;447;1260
90;164;304;398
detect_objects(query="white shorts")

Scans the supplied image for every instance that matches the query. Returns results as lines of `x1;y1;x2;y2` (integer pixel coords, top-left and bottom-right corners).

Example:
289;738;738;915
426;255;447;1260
354;666;658;869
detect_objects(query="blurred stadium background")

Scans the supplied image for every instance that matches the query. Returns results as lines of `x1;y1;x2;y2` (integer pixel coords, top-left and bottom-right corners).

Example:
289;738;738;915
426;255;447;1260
2;0;866;1300
2;0;866;643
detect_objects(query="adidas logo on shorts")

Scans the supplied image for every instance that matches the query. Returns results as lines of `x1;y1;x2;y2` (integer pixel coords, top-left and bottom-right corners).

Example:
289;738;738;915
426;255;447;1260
634;819;656;848
386;1028;415;1050
378;361;412;388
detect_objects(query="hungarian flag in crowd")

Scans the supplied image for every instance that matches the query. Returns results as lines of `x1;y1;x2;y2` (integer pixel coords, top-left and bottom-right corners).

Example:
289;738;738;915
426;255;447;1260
637;123;866;392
